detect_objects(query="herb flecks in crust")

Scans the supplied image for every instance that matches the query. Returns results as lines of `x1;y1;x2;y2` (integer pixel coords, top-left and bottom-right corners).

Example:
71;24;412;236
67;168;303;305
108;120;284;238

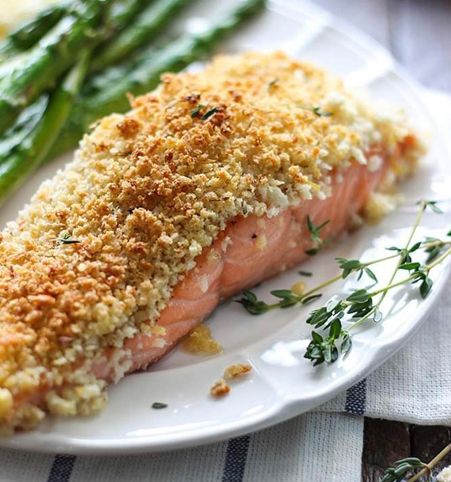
0;52;423;431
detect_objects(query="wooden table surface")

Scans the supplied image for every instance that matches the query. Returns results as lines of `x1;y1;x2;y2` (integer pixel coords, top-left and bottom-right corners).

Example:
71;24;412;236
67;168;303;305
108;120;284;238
312;1;451;480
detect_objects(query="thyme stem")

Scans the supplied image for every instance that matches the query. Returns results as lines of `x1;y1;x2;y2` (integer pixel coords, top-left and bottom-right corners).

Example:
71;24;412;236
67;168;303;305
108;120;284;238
407;442;451;482
266;250;407;311
301;274;342;298
354;200;429;327
378;199;426;306
426;245;451;271
350;246;451;331
238;199;451;364
295;253;402;302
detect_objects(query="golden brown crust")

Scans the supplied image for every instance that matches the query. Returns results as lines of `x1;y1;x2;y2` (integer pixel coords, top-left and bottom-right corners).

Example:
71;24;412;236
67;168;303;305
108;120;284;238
224;363;252;380
210;379;230;397
0;51;424;430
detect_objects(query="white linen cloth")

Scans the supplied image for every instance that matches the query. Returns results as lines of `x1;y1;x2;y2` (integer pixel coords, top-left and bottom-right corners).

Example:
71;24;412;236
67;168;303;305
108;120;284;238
0;90;450;482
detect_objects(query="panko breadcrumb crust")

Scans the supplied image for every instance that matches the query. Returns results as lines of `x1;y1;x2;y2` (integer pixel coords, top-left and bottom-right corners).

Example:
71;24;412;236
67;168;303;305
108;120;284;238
0;51;424;432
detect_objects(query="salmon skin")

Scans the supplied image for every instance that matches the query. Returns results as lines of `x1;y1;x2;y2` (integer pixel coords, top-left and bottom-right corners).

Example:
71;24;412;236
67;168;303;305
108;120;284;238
0;51;423;433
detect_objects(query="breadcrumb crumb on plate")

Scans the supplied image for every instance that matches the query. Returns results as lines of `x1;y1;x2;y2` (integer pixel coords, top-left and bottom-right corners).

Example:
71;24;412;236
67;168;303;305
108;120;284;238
224;363;252;380
210;379;231;397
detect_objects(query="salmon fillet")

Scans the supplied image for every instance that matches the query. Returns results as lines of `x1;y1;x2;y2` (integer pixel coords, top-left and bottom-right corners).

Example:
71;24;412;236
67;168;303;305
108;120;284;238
0;51;424;433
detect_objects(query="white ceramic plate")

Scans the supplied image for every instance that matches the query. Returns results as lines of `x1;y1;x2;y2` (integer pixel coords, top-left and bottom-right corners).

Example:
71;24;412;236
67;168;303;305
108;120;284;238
1;0;450;455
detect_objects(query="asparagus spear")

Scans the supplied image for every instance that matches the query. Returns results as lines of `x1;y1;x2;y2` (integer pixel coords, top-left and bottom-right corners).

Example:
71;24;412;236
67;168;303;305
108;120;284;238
91;0;194;73
0;50;91;205
0;0;149;64
95;0;153;49
0;0;111;136
0;2;70;61
50;0;266;158
107;0;151;36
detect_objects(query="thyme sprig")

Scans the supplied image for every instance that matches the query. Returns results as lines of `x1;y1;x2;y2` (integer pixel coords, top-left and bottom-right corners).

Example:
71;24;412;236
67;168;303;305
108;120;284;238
382;457;430;482
305;216;330;255
236;200;451;366
382;442;451;481
419;199;443;214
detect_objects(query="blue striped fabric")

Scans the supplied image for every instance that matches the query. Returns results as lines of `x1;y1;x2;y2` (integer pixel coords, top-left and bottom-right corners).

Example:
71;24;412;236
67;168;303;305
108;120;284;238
40;379;366;482
222;435;251;482
344;379;367;415
47;454;76;482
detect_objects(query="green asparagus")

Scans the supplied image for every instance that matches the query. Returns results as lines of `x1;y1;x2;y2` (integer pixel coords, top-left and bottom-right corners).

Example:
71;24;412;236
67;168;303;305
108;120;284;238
106;0;151;36
0;0;111;136
49;0;266;158
91;0;194;72
0;2;70;61
0;50;91;205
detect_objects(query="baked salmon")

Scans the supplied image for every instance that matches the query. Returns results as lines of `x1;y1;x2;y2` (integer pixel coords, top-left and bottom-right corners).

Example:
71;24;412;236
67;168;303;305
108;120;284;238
0;51;423;433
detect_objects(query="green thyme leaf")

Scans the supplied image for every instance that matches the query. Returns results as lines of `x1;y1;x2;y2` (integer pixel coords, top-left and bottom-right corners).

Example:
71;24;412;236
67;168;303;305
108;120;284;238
341;334;352;354
336;257;362;279
190;103;206;118
329;318;342;339
242;290;256;302
399;262;421;270
298;270;312;277
270;289;295;300
236;290;270;315
301;294;322;305
306;307;331;328
267;78;279;90
313;106;332;117
57;233;81;245
337;259;361;270
420;277;433;299
305;216;330;255
152;402;168;409
419;200;443;214
202;107;219;120
346;289;369;303
326;298;340;312
381;456;428;482
307;216;330;239
409;241;422;252
426;246;441;263
311;331;323;344
364;267;378;283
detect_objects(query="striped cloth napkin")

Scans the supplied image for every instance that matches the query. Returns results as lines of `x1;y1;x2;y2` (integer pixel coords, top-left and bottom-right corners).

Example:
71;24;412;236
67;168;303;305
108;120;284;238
1;90;450;482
